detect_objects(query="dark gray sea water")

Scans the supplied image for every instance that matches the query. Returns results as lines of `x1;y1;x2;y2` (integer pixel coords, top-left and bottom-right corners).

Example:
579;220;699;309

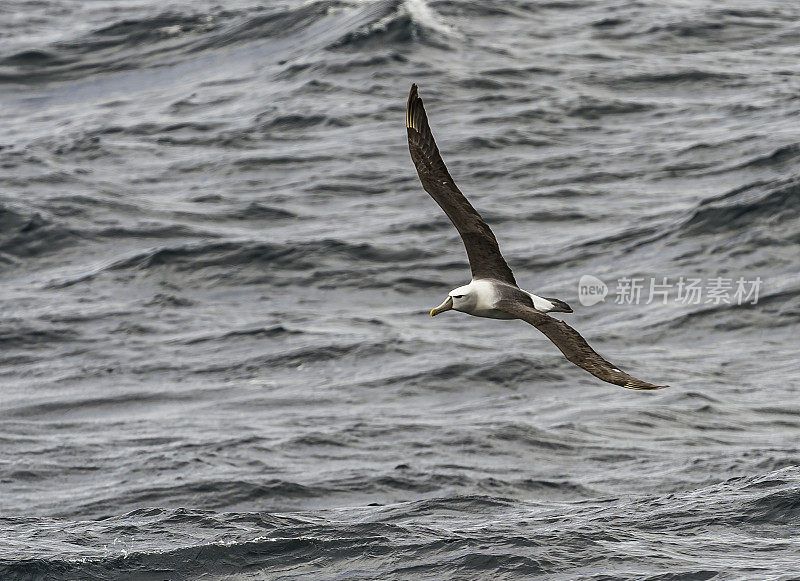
2;0;800;578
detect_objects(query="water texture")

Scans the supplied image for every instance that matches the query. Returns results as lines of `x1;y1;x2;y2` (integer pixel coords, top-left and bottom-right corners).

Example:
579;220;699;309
1;0;799;578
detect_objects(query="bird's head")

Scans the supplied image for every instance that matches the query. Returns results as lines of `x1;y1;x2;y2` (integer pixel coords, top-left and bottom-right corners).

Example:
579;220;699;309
430;284;476;316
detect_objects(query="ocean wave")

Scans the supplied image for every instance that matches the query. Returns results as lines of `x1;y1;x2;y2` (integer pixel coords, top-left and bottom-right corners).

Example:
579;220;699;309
0;0;454;85
490;422;577;451
682;177;799;236
94;224;216;240
194;340;406;375
722;142;800;173
4;469;798;579
98;121;224;137
0;323;79;348
257;113;350;131
0;10;225;83
548;176;799;272
566;96;653;120
467;356;567;385
143;293;194;308
328;0;458;49
614;69;746;87
48;238;431;288
193;3;331;51
0;204;84;259
179;325;302;345
591;6;784;52
660;286;800;332
115;238;424;270
337;354;571;394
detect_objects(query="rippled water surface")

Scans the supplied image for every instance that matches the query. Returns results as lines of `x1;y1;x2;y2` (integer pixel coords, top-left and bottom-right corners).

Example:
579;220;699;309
2;0;800;579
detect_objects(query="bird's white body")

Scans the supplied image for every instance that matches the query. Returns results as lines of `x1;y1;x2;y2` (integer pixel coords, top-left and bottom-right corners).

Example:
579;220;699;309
449;279;557;319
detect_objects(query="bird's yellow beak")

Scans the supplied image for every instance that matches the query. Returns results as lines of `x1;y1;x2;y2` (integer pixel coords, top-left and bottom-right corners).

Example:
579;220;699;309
430;296;453;317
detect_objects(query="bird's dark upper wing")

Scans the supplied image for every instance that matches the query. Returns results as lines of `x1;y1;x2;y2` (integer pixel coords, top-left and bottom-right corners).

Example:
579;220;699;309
406;84;517;285
494;299;667;390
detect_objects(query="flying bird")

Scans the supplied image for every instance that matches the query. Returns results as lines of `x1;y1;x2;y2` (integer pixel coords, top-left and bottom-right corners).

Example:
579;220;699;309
405;84;666;390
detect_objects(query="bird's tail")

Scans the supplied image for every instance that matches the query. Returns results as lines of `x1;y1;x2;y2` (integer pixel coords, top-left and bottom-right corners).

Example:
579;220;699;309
543;297;573;313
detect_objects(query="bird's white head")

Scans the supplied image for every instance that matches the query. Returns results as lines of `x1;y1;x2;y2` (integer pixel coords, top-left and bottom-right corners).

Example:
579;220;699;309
430;283;477;316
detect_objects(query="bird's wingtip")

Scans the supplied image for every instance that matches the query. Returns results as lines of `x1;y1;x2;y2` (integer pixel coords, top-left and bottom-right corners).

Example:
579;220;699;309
408;84;419;107
623;381;669;391
407;84;422;130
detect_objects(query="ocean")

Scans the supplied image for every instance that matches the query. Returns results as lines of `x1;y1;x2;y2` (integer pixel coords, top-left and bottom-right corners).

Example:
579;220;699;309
1;0;799;578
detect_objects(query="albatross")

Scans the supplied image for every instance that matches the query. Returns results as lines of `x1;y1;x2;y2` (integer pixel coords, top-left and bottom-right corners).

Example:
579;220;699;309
406;84;666;390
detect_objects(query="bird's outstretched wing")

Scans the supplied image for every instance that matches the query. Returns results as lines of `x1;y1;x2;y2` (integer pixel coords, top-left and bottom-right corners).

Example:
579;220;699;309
406;84;517;285
494;299;667;390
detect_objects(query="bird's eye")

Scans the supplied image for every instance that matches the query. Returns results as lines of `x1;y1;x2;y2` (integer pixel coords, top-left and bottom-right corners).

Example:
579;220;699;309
452;295;464;299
